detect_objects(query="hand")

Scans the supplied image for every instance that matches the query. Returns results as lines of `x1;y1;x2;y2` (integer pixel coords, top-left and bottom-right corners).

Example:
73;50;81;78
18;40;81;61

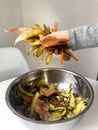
40;30;70;48
40;30;78;64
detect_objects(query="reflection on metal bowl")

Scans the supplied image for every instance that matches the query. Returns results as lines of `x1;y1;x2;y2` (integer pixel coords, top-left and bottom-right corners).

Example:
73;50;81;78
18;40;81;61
5;68;94;130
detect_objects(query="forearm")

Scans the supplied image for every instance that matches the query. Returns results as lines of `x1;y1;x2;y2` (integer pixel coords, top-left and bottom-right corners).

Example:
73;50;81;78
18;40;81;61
68;24;98;51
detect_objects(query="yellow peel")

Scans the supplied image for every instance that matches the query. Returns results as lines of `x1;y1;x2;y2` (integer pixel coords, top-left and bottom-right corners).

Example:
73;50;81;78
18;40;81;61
13;29;43;46
27;39;41;45
45;54;52;64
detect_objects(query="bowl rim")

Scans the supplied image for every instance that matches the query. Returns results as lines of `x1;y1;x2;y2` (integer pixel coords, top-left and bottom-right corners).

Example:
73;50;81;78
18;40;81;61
5;68;94;124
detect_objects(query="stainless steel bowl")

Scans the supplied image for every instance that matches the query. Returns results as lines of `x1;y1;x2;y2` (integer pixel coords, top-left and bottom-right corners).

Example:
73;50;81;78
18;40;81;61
5;68;94;130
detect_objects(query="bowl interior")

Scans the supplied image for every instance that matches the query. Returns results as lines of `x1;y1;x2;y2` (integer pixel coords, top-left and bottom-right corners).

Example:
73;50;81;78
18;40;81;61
5;68;94;123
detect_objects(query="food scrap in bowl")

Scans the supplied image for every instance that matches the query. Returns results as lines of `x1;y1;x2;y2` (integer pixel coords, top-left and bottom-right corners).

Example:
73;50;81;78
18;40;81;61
15;79;88;121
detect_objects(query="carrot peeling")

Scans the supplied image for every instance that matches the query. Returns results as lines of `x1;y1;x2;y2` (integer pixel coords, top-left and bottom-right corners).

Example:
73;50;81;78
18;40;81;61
65;49;78;61
60;50;65;64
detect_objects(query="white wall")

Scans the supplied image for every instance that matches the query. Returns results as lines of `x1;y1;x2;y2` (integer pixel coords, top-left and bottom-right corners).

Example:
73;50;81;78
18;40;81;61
62;48;98;79
0;0;26;56
21;0;98;79
21;0;98;28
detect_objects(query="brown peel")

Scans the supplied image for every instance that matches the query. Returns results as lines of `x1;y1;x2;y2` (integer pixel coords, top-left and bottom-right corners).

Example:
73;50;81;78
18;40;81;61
4;27;33;34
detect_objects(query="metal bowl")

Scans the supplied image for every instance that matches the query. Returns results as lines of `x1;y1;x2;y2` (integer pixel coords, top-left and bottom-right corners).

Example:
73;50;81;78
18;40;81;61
5;68;94;130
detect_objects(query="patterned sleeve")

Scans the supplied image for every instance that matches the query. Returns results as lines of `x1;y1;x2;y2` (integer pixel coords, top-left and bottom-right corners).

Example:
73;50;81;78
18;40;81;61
68;24;98;51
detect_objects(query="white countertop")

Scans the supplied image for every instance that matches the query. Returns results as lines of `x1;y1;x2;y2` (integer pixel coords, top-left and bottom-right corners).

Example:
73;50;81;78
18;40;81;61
0;78;98;130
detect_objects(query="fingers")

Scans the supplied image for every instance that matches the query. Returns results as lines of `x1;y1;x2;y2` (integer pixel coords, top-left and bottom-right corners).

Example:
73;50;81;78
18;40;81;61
41;36;60;48
40;30;70;48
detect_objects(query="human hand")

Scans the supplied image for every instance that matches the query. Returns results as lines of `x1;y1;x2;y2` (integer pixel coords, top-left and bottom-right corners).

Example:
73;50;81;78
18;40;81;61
40;30;70;48
40;30;78;63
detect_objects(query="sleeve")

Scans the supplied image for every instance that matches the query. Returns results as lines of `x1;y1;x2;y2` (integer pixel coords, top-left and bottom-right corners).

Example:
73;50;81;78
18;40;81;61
68;24;98;51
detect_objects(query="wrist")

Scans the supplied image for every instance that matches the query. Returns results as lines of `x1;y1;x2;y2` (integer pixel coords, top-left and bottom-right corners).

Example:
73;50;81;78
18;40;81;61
60;30;70;47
